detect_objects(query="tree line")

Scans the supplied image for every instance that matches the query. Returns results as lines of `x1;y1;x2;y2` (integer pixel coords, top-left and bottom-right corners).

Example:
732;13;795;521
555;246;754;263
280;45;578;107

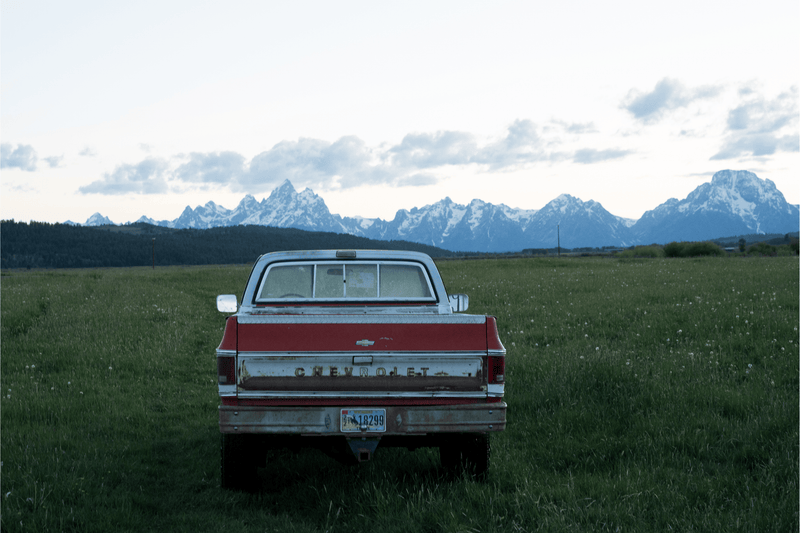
0;221;456;269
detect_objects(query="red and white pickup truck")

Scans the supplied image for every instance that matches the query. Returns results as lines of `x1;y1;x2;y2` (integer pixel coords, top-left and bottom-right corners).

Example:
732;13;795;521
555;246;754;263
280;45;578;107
215;250;506;488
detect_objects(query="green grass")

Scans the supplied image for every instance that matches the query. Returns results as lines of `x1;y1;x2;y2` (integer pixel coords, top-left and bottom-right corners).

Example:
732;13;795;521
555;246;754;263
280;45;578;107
2;257;798;532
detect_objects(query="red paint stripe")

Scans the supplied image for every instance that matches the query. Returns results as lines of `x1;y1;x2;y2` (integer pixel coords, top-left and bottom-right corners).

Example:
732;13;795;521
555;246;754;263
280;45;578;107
238;322;487;352
217;316;238;351
486;316;505;352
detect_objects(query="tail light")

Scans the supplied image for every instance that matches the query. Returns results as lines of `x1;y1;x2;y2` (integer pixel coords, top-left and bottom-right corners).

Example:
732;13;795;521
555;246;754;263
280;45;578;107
487;355;505;384
217;356;236;385
217;316;237;385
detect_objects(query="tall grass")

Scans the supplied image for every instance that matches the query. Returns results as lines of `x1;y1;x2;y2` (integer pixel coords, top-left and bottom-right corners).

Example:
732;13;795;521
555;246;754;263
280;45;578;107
2;257;798;532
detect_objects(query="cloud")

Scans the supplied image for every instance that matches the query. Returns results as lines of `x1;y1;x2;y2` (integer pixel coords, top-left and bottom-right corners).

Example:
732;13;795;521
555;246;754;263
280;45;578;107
725;88;796;133
5;181;36;193
83;119;593;195
79;157;169;194
550;120;597;134
43;156;63;168
79;147;97;157
395;173;438;187
572;148;632;164
1;143;38;171
388;121;564;172
622;78;721;123
472;119;560;169
711;133;799;160
388;131;476;169
246;137;329;189
242;136;390;191
712;87;799;160
318;136;388;188
174;152;246;184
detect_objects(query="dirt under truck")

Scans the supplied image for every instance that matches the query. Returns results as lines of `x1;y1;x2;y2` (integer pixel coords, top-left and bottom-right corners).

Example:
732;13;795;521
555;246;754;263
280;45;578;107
215;250;507;489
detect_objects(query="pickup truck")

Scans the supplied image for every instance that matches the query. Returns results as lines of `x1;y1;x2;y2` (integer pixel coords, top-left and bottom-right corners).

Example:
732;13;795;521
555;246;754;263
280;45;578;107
215;250;506;489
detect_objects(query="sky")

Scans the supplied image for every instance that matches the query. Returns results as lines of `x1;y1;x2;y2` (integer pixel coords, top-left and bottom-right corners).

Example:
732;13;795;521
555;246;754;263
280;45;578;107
2;0;798;225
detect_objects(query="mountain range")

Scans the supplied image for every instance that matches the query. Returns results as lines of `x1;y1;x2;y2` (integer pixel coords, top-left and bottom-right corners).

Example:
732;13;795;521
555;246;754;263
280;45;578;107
73;170;799;252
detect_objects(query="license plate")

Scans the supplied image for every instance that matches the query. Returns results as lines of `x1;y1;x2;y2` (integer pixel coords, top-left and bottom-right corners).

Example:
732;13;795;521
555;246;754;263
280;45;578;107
340;409;386;433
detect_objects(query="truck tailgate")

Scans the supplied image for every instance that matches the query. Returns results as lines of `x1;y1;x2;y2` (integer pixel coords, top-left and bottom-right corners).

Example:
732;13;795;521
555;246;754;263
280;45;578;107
236;315;488;395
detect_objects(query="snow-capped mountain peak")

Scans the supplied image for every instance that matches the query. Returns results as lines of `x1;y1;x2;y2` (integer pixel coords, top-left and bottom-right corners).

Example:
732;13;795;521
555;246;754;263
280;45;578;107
631;169;798;241
85;212;115;226
81;170;797;252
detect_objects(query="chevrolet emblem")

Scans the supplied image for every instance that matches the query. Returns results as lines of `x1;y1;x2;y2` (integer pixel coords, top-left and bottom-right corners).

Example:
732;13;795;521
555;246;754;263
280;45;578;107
355;339;375;346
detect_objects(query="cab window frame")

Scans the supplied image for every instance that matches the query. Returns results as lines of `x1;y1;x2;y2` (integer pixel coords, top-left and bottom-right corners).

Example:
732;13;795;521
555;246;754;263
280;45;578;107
254;260;436;303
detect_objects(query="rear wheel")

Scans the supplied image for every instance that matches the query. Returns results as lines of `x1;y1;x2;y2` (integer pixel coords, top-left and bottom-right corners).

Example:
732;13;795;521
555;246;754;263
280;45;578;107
220;433;257;490
439;433;490;478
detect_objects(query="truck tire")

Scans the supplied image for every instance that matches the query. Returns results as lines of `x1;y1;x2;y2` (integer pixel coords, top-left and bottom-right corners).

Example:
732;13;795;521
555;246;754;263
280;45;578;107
220;433;257;490
439;433;490;478
464;433;490;477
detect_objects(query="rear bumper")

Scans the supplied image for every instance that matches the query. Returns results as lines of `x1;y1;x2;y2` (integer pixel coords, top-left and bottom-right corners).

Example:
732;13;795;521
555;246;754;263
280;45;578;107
219;402;506;435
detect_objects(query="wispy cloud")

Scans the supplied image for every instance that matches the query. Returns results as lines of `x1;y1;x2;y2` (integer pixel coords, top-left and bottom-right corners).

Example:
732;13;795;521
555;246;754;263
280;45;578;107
79;147;97;157
550;120;598;135
43;155;64;168
175;152;246;184
79;158;169;194
711;86;798;160
388;131;476;169
572;148;632;164
395;172;439;187
472;119;560;169
622;78;721;123
1;143;38;171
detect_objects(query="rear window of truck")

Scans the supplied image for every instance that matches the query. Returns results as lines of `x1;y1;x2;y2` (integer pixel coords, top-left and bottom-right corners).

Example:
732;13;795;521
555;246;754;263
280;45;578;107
256;261;435;302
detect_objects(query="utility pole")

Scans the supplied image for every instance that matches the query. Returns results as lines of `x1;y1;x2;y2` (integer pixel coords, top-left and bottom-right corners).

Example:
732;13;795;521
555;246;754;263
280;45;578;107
152;238;156;269
557;225;560;257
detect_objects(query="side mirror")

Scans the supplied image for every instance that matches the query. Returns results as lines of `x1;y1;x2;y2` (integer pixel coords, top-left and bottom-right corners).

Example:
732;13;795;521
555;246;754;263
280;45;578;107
448;294;469;313
216;294;238;313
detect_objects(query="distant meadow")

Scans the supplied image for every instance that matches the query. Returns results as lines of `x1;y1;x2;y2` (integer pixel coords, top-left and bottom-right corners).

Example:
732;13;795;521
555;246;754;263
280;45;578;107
1;256;797;532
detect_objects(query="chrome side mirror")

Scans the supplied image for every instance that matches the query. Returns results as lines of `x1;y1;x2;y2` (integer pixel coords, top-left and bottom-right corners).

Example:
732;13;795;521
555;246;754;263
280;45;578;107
448;294;469;313
216;294;238;313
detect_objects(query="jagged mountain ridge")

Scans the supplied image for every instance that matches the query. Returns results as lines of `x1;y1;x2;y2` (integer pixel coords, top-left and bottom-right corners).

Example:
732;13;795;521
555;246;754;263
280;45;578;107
630;170;799;243
81;170;798;252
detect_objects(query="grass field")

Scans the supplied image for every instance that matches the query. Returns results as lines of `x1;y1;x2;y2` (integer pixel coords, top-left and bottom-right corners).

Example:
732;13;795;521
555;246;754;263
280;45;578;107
1;256;798;532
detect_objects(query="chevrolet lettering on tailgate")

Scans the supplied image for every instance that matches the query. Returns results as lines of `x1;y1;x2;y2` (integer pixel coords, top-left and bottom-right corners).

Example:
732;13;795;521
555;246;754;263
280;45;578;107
215;250;507;489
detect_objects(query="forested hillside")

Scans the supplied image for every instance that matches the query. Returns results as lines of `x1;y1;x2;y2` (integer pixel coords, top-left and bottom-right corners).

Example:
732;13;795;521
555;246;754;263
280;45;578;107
0;221;455;269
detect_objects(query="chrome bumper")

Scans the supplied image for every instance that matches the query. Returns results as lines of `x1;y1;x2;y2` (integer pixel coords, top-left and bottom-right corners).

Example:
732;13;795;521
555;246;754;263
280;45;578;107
219;402;507;435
